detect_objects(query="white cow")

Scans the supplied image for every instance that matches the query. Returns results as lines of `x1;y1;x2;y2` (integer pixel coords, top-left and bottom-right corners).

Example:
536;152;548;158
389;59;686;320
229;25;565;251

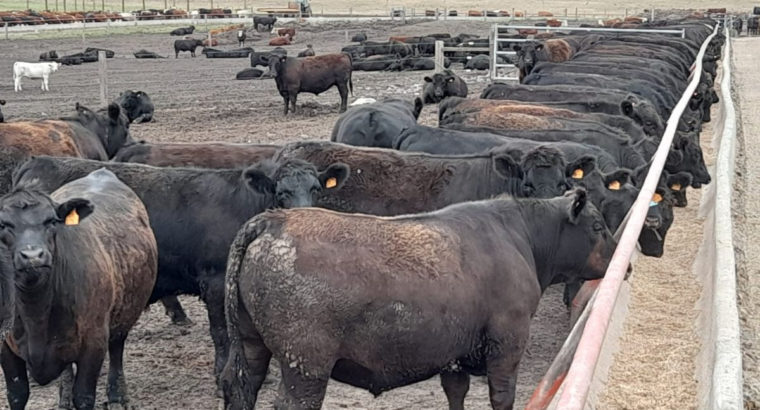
13;61;60;92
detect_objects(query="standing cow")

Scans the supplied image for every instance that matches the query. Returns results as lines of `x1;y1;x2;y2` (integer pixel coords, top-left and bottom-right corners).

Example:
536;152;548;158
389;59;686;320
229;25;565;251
265;53;353;114
13;61;60;92
237;29;247;47
0;169;157;410
174;39;204;58
253;15;276;31
221;189;616;409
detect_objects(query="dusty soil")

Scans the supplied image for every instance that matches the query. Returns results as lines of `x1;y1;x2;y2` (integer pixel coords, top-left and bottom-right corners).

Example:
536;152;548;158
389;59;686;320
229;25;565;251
731;37;760;410
0;20;569;410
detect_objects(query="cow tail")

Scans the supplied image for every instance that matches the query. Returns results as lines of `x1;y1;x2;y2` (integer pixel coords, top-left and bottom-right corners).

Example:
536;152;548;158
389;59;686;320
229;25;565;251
220;216;269;410
349;72;354;97
344;52;354;97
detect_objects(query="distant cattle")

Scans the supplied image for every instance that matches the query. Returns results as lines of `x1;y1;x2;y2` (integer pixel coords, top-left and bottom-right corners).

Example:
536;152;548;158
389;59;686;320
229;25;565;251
297;44;315;57
464;54;489;70
0;169;157;410
268;34;292;46
134;49;167;58
13;61;60;92
221;188;615;410
170;25;195;35
174;39;203;57
84;47;115;58
202;38;219;47
0;100;4;123
237;29;246;46
38;50;58;61
421;70;468;104
203;47;254;58
331;98;422;147
12;154;350;387
113;141;279;168
236;67;264;79
276;27;295;38
351;31;367;42
265;53;353;114
253;15;276;31
513;39;574;80
114;90;154;123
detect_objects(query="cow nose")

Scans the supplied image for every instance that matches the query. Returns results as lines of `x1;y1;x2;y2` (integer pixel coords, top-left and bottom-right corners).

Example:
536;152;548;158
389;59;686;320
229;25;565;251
645;216;661;228
16;246;48;267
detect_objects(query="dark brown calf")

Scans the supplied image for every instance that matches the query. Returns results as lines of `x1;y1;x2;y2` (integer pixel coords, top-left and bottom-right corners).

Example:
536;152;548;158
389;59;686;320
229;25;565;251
268;34;291;46
276;27;295;38
266;53;353;114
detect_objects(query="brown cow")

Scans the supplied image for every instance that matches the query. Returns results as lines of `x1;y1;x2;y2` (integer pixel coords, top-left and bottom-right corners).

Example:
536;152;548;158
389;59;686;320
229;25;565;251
467;10;483;16
268;33;291;46
276;27;295;38
221;189;616;409
203;38;219;47
0;103;132;161
0;168;157;409
113;141;280;168
538;10;553;16
264;53;353;114
547;18;562;27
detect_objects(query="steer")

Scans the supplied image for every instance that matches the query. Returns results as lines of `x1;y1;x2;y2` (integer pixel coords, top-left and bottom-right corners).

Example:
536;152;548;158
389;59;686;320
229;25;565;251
170;25;195;35
221;189;616;410
253;15;276;31
113;141;280;168
12;155;350;389
421;70;468;104
265;53;354;114
0;169;157;410
174;39;204;58
512;39;574;80
331;98;422;147
13;61;60;92
114;89;154;123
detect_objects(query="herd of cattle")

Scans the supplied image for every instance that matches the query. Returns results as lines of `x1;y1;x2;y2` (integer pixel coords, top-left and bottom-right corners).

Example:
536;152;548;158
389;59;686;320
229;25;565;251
0;15;722;410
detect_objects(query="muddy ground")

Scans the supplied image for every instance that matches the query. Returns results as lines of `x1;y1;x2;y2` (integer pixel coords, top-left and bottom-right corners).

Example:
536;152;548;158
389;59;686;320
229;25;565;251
0;20;573;410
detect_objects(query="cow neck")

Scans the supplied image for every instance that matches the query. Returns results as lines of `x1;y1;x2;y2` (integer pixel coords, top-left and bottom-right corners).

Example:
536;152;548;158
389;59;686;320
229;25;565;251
515;200;563;292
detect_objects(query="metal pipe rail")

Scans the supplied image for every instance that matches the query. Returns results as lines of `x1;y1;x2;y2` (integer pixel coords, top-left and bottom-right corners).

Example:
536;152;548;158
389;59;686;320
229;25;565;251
494;24;686;38
553;22;720;409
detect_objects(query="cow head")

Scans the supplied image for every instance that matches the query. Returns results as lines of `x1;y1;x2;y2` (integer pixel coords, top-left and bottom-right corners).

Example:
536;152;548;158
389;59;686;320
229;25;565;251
578;168;637;234
0;189;93;289
638;187;675;257
264;55;288;78
116;90;150;123
422;70;463;104
74;103;133;159
620;94;664;137
49;62;61;72
665;135;710;188
512;42;543;79
664;171;693;207
244;159;350;208
544;188;617;282
519;146;576;198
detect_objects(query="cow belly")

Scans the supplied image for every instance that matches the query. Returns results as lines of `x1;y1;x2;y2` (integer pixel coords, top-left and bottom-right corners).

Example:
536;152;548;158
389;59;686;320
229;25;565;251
331;359;441;395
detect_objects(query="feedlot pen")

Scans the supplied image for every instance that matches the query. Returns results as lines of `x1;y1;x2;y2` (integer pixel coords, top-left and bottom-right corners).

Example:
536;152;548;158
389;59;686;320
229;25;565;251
0;18;741;409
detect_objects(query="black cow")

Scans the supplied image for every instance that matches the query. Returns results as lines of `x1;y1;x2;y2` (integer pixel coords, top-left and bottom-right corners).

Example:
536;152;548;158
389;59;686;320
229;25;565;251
114;90;154;123
237;29;247;47
351;56;395;71
421;70;468;104
134;49;167;59
84;47;115;58
264;54;354;114
236;68;264;80
331;98;422;147
297;44;315;57
39;50;58;61
0;100;4;123
221;189;616;410
174;39;204;58
253;15;276;31
0;169;157;410
464;54;489;70
351;31;367;42
170;25;195;35
12;155;351;389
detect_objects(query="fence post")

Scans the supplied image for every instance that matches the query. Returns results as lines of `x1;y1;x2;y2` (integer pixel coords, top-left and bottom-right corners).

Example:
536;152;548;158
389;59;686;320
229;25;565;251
344;30;348;42
434;40;443;73
402;8;406;24
81;19;85;46
436;8;439;20
624;8;628;18
4;24;8;41
141;0;145;10
651;7;654;22
121;0;124;12
186;0;189;13
207;30;212;46
98;51;108;106
63;0;66;11
575;7;578;20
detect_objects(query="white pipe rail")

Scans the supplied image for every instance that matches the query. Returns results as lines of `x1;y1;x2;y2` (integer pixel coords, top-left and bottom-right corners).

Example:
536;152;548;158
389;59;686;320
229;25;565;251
495;24;685;38
555;22;720;409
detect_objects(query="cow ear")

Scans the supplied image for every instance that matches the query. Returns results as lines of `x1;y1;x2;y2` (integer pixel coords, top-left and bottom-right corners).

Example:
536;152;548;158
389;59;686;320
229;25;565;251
56;198;94;225
603;169;632;190
423;76;433;82
535;43;544;51
107;103;121;121
566;156;596;180
620;100;634;117
492;154;523;180
666;171;692;192
243;167;275;195
318;163;350;190
280;55;287;62
566;188;587;224
413;97;423;119
666;147;684;167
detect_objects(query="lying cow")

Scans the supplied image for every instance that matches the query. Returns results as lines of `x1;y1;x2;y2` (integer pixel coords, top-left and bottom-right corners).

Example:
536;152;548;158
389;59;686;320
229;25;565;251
134;49;167;59
170;25;195;35
265;53;353;114
268;34;291;46
114;90;154;123
13;61;60;92
1;169;157;410
12;155;350;388
174;39;204;58
221;188;616;409
39;50;58;61
421;70;468;104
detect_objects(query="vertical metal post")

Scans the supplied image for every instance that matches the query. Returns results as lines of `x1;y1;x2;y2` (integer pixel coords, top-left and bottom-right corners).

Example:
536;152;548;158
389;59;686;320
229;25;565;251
436;8;439;20
344;30;348;42
434;40;443;73
489;25;496;82
141;0;145;10
63;0;66;11
81;19;85;46
45;0;49;10
650;7;654;22
4;24;8;41
186;0;189;14
207;30;211;45
575;7;578;20
98;51;108;106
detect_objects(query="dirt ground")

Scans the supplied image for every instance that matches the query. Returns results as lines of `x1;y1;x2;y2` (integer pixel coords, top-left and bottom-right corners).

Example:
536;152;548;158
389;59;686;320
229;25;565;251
0;20;573;410
731;37;760;410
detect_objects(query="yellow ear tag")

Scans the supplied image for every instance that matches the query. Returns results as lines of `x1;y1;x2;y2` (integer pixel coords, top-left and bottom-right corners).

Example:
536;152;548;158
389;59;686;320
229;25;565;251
652;193;663;203
608;180;621;190
671;183;682;191
325;177;337;189
571;169;584;179
65;209;79;226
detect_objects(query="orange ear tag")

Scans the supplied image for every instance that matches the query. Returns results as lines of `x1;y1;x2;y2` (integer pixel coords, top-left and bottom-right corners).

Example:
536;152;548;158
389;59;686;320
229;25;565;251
65;209;79;226
608;180;621;190
325;177;337;189
671;183;682;191
571;169;584;179
652;193;663;203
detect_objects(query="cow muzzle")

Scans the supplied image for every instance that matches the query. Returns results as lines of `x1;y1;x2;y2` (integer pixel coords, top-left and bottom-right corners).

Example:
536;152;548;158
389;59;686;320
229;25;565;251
14;245;52;271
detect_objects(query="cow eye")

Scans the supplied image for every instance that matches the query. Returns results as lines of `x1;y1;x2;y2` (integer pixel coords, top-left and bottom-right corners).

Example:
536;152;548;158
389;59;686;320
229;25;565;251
593;221;604;232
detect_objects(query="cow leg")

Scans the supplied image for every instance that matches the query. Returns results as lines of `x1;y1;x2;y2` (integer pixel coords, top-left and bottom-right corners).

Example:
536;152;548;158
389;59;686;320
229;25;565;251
275;363;330;410
72;347;106;410
202;276;229;392
13;77;20;92
222;328;272;408
563;280;582;308
58;365;74;409
484;321;528;410
440;370;470;410
1;341;30;410
282;95;290;115
106;335;129;408
337;82;349;113
290;94;298;114
161;295;193;326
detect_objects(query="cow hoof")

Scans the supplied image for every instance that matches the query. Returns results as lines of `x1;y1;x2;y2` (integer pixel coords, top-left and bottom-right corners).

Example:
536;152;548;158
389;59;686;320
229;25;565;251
171;316;195;327
106;402;127;410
